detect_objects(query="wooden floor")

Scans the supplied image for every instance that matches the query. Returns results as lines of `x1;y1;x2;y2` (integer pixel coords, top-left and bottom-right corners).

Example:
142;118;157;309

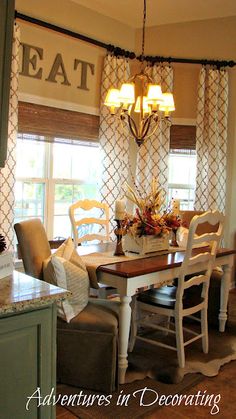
56;360;236;418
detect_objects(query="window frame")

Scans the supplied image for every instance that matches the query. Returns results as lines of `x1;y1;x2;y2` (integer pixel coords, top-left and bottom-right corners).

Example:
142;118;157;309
15;134;100;240
168;136;197;210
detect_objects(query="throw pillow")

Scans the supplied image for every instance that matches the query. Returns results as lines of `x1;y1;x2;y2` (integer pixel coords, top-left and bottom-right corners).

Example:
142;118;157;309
43;237;87;285
43;237;90;322
51;255;89;322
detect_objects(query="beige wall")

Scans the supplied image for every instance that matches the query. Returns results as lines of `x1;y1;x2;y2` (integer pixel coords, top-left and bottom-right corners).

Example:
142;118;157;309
16;0;135;48
16;0;135;113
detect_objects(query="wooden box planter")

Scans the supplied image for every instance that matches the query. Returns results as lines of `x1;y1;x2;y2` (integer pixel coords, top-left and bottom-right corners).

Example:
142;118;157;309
124;233;169;255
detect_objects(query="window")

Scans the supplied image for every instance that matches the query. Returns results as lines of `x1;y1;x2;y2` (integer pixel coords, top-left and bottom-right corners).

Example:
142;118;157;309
168;124;197;209
168;149;197;210
14;133;101;239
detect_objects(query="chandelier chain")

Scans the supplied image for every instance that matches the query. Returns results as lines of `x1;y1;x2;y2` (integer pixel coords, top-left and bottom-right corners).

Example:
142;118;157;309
141;0;146;62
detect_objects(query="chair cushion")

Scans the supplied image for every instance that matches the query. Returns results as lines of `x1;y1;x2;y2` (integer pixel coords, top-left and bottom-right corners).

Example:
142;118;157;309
57;299;119;334
138;285;203;310
43;238;90;322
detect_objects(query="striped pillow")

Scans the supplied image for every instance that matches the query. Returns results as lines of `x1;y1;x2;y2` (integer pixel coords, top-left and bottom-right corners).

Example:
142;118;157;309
43;237;89;322
51;255;89;322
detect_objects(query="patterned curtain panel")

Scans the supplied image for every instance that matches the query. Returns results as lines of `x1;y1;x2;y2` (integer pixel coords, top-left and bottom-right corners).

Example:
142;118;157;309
136;65;174;204
99;53;130;234
195;67;228;213
0;24;20;250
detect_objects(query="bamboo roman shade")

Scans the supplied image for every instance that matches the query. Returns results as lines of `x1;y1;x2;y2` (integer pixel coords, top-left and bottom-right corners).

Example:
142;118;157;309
170;125;196;150
18;102;99;142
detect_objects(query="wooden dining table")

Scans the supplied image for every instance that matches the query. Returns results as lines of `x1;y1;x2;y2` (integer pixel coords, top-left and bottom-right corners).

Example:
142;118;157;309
78;243;236;384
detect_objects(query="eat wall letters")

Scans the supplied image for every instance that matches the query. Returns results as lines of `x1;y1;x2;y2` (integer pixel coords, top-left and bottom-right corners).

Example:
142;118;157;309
20;43;95;91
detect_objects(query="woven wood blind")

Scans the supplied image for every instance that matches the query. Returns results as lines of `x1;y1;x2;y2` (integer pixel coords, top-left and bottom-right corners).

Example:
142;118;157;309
18;101;100;142
170;125;196;150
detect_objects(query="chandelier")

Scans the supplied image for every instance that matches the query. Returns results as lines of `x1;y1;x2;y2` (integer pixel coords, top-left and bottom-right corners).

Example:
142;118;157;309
104;0;175;147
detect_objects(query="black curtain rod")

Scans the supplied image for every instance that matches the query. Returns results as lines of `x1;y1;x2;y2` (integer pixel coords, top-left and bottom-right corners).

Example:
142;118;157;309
15;11;236;68
15;11;135;59
139;55;236;68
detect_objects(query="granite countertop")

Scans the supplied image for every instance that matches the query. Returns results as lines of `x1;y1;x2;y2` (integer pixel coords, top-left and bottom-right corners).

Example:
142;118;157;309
0;270;70;315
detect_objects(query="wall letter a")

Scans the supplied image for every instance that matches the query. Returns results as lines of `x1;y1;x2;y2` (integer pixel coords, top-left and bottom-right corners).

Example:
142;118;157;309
46;53;71;85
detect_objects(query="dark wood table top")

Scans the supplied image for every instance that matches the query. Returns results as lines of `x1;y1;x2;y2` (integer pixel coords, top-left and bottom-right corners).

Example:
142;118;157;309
77;243;236;279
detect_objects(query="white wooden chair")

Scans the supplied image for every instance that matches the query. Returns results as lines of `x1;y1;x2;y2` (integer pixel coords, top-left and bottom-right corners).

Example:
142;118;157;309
69;199;116;298
129;210;224;368
69;199;110;248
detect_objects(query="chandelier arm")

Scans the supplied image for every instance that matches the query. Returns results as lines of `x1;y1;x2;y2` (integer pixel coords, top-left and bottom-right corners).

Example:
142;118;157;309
140;116;153;140
141;123;160;141
126;114;139;139
119;115;138;141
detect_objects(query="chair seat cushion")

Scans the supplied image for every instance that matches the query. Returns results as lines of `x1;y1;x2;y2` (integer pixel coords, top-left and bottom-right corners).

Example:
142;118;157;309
57;299;119;334
137;285;203;309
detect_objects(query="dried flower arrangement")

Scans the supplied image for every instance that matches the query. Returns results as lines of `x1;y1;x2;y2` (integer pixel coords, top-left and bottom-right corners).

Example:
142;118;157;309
123;179;170;238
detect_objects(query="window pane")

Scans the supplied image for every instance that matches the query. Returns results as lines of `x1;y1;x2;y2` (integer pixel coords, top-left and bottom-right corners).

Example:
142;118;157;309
53;142;101;236
53;142;101;181
168;153;196;186
54;184;73;215
73;183;99;201
168;188;195;210
71;145;100;181
14;181;45;219
168;151;197;210
53;143;72;179
16;135;46;178
54;215;72;239
54;183;100;216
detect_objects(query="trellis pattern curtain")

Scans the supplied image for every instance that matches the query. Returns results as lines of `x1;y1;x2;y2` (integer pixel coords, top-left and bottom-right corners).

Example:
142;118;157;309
0;23;20;250
195;67;228;213
99;53;130;234
136;64;174;204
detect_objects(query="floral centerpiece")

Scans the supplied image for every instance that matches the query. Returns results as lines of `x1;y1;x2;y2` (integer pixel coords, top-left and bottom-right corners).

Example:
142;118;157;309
123;179;171;254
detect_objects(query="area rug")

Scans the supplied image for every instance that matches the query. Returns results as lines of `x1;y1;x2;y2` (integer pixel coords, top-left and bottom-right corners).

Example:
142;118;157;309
58;320;236;419
126;320;236;384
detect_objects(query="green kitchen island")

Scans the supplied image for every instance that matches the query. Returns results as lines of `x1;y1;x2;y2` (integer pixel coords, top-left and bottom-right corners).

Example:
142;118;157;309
0;270;69;419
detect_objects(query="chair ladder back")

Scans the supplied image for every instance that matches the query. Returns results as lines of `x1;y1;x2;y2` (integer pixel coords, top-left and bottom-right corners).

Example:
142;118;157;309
177;210;224;301
69;199;110;247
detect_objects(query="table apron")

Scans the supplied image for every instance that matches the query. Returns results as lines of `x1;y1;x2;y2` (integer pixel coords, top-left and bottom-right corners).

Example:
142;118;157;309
97;254;233;296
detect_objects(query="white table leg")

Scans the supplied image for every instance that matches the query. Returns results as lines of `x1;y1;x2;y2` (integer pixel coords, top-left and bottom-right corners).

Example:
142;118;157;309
219;264;232;332
118;295;132;384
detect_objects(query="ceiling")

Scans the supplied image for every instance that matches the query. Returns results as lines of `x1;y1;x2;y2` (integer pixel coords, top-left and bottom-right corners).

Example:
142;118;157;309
71;0;236;28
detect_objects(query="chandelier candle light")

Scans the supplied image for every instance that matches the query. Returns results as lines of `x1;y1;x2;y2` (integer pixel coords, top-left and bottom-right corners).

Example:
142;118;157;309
104;0;175;147
114;200;126;256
